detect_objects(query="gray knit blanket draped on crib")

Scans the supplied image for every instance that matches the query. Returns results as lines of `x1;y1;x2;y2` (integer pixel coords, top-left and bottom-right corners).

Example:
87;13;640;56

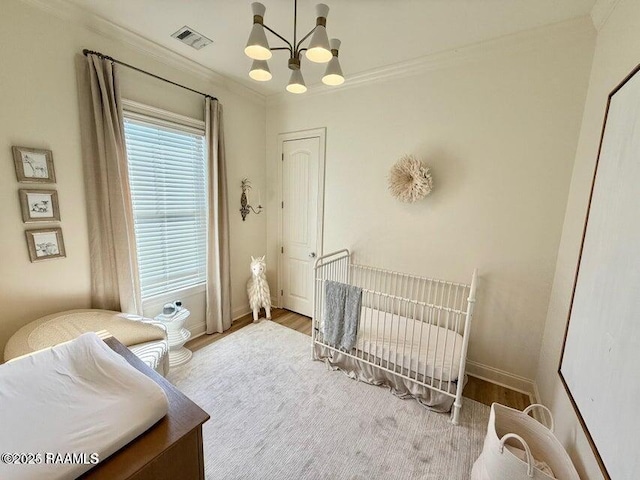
322;280;362;351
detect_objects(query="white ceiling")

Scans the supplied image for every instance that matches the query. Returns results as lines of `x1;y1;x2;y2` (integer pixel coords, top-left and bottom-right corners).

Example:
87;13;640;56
67;0;597;96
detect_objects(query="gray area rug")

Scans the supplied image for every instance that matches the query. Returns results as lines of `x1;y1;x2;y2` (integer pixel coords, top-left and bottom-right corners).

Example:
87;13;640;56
168;320;489;480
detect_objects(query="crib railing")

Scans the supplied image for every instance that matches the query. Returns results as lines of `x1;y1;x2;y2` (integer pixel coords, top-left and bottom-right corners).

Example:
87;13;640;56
350;263;471;335
312;249;477;424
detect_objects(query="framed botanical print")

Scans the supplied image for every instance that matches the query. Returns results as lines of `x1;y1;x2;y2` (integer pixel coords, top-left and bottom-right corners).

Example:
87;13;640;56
25;228;66;262
19;189;60;223
12;146;56;183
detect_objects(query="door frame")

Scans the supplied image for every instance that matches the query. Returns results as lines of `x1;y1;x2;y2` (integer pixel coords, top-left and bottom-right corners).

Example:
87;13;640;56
276;128;326;311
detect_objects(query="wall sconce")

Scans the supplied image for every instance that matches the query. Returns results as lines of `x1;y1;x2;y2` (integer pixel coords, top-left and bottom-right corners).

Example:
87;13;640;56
240;178;263;221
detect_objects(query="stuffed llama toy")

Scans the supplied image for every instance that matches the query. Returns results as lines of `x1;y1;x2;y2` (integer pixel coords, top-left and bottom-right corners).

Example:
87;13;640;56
247;255;272;322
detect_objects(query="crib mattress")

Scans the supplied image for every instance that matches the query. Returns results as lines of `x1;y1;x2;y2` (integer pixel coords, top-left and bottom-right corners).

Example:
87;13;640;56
355;307;464;383
0;332;168;480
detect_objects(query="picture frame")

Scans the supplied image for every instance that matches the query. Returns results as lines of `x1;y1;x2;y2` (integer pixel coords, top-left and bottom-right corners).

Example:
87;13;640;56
12;146;56;183
19;189;60;223
25;227;66;262
558;63;640;480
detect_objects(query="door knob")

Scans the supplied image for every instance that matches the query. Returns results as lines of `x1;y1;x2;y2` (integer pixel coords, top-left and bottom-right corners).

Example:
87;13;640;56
309;252;316;258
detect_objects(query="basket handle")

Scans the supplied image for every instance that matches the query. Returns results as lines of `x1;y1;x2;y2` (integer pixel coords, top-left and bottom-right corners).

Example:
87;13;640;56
499;433;534;478
523;403;555;432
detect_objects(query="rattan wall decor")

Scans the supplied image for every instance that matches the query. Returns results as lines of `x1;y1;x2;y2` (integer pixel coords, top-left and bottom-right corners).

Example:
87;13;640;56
388;154;433;203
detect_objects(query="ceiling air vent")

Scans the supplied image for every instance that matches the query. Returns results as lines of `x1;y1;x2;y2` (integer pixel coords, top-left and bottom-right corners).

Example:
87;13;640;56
171;26;213;50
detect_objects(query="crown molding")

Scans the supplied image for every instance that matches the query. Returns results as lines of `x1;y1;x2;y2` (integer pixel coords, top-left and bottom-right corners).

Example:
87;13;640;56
267;15;594;106
20;0;595;109
20;0;266;106
590;0;622;31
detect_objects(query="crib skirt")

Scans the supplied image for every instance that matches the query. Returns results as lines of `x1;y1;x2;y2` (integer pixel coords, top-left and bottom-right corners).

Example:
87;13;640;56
314;344;463;412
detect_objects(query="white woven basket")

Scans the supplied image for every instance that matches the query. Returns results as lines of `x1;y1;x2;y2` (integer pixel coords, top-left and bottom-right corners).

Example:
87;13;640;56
471;403;580;480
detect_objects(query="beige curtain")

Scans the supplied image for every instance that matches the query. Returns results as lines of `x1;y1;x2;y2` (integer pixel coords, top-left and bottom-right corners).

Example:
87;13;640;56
205;97;232;334
79;54;142;315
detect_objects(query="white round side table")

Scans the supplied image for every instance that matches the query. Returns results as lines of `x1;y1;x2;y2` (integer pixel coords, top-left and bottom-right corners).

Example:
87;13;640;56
155;308;192;367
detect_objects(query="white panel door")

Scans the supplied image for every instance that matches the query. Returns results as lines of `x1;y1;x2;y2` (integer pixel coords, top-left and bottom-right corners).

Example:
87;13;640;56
282;137;320;317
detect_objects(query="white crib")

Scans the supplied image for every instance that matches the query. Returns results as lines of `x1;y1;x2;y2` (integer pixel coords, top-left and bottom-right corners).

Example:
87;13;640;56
312;249;478;424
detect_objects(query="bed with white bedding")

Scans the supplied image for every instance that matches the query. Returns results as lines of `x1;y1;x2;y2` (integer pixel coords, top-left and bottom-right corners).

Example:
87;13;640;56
0;333;168;480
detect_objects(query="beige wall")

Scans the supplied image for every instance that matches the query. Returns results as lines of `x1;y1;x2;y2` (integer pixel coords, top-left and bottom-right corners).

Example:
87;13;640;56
1;4;630;476
0;0;266;355
266;20;595;382
536;1;640;478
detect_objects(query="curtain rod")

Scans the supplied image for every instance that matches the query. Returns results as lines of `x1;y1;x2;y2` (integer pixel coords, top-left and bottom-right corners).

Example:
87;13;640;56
82;49;217;101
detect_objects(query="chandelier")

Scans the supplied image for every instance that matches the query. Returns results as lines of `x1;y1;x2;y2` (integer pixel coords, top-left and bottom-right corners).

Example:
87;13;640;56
244;1;344;93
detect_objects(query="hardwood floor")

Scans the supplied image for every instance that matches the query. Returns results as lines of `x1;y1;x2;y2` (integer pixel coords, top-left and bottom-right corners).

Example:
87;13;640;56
186;308;530;410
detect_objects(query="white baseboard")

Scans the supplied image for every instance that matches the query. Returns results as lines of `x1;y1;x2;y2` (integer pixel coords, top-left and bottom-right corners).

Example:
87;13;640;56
234;303;281;320
187;321;206;338
186;305;252;341
466;360;536;397
531;380;542;404
466;361;549;422
528;381;549;425
232;304;252;321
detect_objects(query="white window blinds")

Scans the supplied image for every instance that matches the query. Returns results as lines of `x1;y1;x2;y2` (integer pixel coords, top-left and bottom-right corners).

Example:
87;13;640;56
124;116;207;299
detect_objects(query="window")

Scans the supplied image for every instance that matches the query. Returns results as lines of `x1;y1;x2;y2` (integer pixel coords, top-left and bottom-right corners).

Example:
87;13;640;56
124;109;207;300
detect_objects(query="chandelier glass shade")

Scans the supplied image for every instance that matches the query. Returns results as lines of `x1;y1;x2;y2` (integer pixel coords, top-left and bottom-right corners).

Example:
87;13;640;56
249;60;272;81
286;69;307;94
244;3;272;60
244;1;344;93
322;38;344;85
305;4;332;63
